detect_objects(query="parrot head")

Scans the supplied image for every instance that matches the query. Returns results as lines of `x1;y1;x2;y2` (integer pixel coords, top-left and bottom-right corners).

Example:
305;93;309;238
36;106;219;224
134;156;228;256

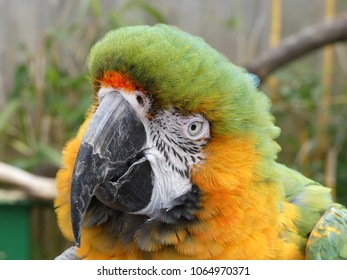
57;24;284;258
71;83;211;246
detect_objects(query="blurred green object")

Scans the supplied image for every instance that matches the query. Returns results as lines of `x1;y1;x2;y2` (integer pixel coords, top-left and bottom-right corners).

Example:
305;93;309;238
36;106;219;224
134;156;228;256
0;200;30;259
0;191;42;260
0;189;71;260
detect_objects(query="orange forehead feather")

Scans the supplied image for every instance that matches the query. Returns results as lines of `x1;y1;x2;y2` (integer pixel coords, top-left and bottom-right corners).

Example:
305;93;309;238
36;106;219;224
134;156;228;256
97;71;144;93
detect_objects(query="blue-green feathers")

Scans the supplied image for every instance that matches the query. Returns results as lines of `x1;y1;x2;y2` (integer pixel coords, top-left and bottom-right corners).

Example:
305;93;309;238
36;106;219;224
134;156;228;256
306;207;347;259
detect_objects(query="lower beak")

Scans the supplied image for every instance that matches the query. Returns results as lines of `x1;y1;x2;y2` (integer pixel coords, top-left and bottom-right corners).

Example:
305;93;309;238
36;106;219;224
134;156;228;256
70;91;153;246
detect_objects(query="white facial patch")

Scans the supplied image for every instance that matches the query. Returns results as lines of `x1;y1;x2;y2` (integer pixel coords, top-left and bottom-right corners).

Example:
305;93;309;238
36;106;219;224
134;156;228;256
136;147;193;217
136;109;209;217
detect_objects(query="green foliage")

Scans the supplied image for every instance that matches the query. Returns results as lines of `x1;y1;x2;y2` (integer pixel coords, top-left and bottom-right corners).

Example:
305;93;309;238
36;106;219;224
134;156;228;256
225;17;239;29
0;0;167;174
271;61;347;205
123;0;168;24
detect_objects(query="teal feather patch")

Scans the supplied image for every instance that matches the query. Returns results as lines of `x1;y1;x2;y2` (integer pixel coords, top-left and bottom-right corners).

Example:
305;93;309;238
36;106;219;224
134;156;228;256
306;207;347;260
246;73;260;88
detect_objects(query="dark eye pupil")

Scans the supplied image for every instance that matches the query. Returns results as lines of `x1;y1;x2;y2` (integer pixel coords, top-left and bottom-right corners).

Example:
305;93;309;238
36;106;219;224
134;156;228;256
190;124;197;131
136;95;143;105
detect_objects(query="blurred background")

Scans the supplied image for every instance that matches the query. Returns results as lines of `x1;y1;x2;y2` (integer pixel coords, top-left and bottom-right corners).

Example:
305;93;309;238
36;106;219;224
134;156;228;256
0;0;346;259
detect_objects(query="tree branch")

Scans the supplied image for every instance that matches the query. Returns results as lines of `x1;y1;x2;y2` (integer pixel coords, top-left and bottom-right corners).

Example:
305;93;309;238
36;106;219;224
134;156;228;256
244;14;347;82
0;161;56;200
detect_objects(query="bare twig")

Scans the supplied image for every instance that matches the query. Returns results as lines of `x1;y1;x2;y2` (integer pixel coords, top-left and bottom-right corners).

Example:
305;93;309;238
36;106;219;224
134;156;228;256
0;161;56;200
244;13;347;82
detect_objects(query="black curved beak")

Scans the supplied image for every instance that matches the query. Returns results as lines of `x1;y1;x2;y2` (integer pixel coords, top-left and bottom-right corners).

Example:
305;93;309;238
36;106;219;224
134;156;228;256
70;91;153;247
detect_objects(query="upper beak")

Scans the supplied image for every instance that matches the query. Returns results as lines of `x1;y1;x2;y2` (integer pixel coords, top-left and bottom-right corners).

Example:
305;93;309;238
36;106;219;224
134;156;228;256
70;91;153;247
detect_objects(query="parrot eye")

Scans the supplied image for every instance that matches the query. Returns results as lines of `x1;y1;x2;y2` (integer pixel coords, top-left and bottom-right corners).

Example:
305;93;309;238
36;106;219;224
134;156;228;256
185;117;209;139
188;122;203;135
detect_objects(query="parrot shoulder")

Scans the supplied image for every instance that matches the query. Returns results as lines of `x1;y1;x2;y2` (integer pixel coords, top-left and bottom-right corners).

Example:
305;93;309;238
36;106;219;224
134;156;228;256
306;206;347;260
275;164;334;237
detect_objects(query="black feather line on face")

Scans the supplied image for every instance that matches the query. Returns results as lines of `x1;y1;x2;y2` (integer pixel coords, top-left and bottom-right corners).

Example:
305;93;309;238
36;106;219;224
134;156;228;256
147;112;207;181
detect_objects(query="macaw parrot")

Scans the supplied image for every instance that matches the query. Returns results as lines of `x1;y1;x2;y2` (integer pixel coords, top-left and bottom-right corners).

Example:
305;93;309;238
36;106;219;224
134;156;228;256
55;24;347;260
